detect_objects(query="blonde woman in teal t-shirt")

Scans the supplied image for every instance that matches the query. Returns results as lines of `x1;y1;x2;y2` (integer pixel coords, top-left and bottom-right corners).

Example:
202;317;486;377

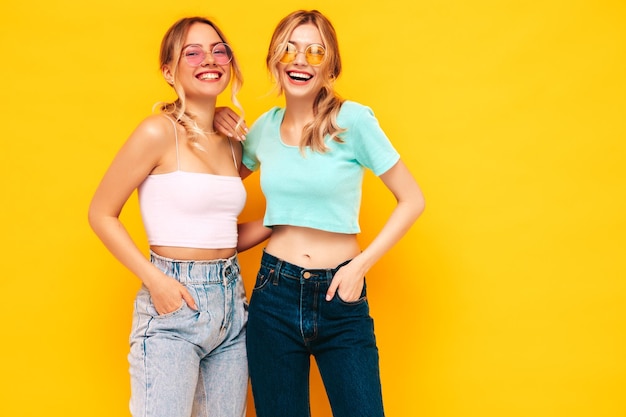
215;10;425;417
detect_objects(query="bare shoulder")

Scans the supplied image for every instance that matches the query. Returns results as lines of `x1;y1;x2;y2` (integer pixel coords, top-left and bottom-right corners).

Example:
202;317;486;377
130;114;176;147
113;114;177;170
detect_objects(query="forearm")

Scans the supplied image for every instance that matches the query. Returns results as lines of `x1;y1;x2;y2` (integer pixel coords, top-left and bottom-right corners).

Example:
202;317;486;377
237;220;272;252
89;214;161;287
355;197;425;274
323;198;424;302
353;159;425;274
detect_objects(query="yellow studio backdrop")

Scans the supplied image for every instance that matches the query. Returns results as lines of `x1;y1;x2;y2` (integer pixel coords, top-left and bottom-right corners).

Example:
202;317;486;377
0;0;624;416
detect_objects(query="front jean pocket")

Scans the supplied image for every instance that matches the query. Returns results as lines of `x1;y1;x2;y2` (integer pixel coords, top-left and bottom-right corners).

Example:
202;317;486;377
334;279;368;306
252;267;272;291
335;292;367;306
136;287;189;319
147;299;187;319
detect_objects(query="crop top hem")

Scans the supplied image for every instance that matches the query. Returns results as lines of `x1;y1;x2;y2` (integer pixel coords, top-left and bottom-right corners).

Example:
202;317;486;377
146;240;237;249
263;218;361;234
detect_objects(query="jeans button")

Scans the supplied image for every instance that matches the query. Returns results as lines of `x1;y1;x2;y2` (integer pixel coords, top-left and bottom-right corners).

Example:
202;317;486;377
303;271;311;279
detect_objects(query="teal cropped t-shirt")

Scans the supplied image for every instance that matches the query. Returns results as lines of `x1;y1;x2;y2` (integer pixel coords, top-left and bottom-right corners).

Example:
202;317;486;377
242;101;400;234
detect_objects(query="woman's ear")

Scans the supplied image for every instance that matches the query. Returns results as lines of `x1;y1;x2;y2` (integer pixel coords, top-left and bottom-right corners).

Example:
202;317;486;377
162;65;174;85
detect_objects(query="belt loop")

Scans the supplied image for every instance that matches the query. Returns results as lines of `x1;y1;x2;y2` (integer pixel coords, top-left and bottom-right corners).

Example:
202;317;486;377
173;261;182;283
221;257;231;286
272;259;282;285
326;269;333;284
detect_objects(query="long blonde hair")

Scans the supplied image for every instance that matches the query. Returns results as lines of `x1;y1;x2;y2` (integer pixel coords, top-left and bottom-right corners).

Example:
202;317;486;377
158;17;244;144
267;10;345;153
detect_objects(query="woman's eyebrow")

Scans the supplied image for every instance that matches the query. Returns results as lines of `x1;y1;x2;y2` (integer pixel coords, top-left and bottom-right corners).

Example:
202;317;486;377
182;41;222;49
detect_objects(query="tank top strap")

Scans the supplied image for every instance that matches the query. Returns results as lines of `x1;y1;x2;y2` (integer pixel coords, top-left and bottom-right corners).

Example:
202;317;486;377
164;115;181;171
227;138;238;171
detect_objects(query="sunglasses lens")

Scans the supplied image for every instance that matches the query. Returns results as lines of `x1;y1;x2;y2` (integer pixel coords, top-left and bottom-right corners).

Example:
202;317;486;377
306;44;325;65
183;46;205;66
213;43;233;65
183;44;232;66
279;43;297;64
278;43;325;66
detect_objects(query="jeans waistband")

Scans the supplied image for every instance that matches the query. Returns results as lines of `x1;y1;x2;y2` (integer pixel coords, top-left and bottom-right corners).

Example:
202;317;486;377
150;250;240;284
260;250;351;282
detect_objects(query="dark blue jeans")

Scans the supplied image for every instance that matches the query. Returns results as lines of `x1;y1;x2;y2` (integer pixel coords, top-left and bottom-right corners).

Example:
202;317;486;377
247;251;385;417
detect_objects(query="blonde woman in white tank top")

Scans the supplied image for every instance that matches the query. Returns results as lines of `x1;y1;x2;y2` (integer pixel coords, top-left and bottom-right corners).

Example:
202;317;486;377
88;17;270;417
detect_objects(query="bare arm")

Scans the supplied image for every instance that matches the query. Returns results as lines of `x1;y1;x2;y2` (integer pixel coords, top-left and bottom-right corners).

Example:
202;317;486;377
237;220;272;252
326;160;425;301
88;116;197;313
239;163;254;180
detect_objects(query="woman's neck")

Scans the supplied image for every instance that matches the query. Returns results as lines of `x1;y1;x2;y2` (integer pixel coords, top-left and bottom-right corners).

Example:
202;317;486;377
281;98;316;146
283;97;315;126
186;98;218;133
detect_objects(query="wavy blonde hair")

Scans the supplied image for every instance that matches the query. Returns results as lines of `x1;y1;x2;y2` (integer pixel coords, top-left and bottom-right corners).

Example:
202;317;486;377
267;10;345;153
158;17;244;144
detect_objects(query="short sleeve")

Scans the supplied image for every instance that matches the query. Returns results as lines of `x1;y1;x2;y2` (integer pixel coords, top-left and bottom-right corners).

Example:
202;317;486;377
241;114;265;171
348;104;400;176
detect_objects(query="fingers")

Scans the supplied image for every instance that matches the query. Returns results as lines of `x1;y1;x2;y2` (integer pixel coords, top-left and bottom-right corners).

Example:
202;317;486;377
326;280;338;301
155;298;183;315
214;108;248;141
326;271;365;302
214;112;239;136
181;288;198;310
232;121;249;141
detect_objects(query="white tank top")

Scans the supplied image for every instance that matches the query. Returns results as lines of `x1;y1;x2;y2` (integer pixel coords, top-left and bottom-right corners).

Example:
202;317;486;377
138;117;246;249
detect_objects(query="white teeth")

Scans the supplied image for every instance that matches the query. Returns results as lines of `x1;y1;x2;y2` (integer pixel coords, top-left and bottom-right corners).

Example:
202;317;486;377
289;72;312;80
198;73;219;80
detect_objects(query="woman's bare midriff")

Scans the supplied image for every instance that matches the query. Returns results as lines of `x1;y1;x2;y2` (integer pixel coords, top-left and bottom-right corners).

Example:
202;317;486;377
265;225;361;269
150;246;236;261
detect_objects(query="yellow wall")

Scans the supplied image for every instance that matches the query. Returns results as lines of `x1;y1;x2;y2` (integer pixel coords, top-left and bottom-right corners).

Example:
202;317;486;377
1;1;624;416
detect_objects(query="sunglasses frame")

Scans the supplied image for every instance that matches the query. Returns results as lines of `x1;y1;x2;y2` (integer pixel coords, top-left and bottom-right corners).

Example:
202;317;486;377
182;43;233;67
279;42;326;66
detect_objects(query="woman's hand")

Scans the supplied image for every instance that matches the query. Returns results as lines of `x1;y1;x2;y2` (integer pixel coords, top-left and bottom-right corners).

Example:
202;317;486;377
146;272;198;315
325;258;367;302
214;107;248;141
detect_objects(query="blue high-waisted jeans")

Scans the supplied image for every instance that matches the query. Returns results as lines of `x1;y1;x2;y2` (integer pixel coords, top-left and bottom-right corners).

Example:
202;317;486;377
247;250;385;417
128;251;248;417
